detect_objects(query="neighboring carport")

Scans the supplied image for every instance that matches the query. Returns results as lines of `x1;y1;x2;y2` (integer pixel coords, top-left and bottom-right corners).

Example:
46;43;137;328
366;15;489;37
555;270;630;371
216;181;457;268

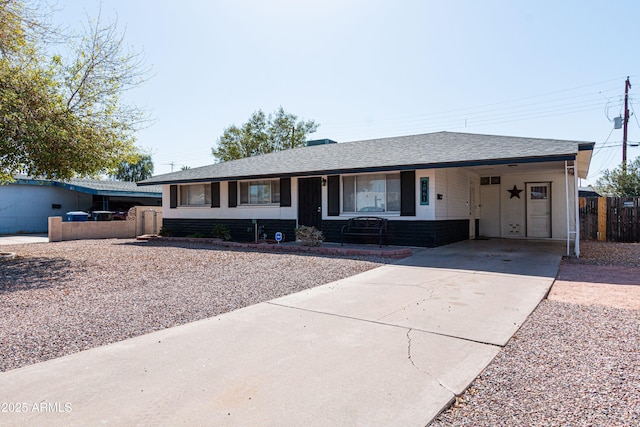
0;176;161;234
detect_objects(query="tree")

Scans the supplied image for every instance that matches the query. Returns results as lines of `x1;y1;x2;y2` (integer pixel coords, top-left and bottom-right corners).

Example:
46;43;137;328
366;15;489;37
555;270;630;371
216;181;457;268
110;152;154;182
593;157;640;196
212;107;318;162
0;0;150;182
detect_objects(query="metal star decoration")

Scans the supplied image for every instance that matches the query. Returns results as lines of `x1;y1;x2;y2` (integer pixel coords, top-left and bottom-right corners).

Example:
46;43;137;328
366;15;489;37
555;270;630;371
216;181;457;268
508;185;523;199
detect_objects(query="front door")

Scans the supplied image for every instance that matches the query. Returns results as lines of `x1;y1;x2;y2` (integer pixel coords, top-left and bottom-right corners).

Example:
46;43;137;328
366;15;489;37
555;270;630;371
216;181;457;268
298;177;323;230
526;182;551;238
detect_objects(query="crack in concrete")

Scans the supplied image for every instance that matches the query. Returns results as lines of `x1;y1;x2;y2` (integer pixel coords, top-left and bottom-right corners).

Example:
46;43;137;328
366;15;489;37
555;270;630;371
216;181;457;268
406;329;457;396
376;289;435;322
268;301;502;348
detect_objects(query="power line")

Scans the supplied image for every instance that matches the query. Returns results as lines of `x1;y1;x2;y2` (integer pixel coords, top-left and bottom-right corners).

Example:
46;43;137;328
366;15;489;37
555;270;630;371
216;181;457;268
329;102;605;139
323;89;624;139
326;80;624;130
630;98;640;129
592;127;616;157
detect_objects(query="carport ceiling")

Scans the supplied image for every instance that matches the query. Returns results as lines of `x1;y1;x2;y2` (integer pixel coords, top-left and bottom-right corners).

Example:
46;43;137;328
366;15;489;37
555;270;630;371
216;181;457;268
466;160;569;176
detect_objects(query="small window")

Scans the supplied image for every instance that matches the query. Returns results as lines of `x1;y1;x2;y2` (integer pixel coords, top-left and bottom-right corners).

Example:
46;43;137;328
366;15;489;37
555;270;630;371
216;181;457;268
179;184;212;207
481;176;501;185
239;180;280;205
530;186;548;200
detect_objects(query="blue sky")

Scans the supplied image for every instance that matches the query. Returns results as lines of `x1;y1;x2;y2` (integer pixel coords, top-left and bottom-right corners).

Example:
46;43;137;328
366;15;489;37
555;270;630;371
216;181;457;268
52;1;640;184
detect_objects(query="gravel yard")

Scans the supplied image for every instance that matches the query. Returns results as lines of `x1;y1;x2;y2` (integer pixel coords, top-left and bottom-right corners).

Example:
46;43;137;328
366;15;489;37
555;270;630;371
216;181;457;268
3;238;639;425
431;240;640;426
0;239;383;372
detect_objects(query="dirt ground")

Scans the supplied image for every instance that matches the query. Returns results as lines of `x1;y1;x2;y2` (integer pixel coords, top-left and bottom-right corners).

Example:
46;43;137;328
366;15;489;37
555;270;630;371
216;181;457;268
548;241;640;310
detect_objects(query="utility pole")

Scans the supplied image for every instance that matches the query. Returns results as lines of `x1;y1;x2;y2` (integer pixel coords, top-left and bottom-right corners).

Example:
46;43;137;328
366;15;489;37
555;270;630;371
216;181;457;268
623;76;631;171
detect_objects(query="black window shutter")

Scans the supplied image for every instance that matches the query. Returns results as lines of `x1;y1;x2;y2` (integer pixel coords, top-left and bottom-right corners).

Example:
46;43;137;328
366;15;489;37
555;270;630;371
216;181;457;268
400;171;416;216
327;175;340;216
280;177;291;207
211;182;220;208
170;185;178;209
228;181;237;208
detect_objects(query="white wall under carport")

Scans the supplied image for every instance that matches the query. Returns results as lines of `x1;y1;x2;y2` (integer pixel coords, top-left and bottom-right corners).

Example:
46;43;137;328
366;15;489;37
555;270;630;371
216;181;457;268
0;184;92;234
479;171;572;239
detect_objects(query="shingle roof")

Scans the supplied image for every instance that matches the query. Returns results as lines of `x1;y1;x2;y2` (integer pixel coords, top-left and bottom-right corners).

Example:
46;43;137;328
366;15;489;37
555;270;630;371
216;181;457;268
14;176;162;197
138;131;594;185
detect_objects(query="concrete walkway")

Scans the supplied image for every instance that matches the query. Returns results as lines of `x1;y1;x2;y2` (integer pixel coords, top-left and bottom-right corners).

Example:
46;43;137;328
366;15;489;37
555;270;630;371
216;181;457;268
0;234;48;245
0;239;564;426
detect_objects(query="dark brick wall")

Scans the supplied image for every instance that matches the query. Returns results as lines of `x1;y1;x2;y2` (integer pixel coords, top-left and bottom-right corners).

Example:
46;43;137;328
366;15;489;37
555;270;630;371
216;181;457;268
322;219;469;247
163;218;297;242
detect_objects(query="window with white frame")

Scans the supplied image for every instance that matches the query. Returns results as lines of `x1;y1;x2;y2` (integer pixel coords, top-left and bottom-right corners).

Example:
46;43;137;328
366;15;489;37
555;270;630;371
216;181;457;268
179;183;211;206
342;173;400;213
239;180;280;205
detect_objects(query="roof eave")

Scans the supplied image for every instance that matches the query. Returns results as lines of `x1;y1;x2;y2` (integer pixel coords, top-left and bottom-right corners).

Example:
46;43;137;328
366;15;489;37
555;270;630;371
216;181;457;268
139;154;578;185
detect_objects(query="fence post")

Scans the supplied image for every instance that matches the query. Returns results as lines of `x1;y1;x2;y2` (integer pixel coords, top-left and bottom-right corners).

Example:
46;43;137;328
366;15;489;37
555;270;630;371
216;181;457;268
597;197;607;241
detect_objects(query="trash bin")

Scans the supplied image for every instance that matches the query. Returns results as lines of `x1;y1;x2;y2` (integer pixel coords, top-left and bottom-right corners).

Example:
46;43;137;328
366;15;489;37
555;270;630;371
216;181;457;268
91;211;114;221
66;211;89;222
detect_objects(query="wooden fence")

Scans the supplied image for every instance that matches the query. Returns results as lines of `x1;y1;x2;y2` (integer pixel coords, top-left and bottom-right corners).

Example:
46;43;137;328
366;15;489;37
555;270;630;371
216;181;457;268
580;196;640;242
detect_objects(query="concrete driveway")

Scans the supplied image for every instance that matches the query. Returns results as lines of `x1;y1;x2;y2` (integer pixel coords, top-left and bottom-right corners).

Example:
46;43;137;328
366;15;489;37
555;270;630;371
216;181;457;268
0;234;48;245
0;239;564;426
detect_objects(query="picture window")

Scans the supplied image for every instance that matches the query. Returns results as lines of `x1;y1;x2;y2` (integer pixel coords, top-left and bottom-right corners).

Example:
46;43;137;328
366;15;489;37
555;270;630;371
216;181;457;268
239;180;280;205
342;173;400;213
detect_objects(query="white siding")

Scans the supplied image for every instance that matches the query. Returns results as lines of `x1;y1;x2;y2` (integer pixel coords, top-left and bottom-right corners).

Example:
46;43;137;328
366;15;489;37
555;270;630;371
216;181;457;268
434;168;474;220
163;169;482;223
415;170;436;221
162;180;298;221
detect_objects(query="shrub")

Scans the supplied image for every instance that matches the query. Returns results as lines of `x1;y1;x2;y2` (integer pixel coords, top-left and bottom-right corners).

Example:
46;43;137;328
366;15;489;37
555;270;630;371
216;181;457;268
212;224;232;241
158;226;172;237
295;226;324;247
186;232;207;238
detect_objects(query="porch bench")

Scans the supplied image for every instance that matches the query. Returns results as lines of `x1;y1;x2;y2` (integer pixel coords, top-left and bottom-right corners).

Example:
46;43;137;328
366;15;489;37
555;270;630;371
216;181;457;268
341;216;388;247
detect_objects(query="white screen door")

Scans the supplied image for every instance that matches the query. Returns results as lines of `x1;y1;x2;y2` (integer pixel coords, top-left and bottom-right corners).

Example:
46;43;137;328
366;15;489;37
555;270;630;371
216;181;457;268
526;182;551;238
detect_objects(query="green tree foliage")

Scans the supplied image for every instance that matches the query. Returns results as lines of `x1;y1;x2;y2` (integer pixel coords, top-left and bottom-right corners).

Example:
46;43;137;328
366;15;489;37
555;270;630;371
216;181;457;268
110;152;154;182
0;0;149;182
594;158;640;196
212;107;318;162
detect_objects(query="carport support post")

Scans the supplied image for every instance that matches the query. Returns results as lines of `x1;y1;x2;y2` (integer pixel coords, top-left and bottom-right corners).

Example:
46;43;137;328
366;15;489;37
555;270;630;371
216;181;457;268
565;160;580;257
574;164;580;257
565;161;570;256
